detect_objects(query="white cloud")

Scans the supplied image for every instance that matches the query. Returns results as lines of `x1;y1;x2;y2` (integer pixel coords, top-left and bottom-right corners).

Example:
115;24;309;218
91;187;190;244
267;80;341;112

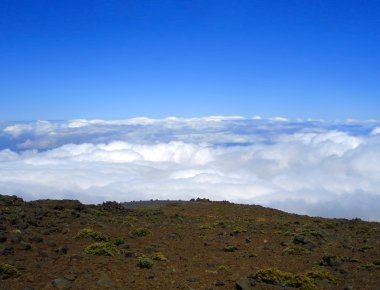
1;117;380;221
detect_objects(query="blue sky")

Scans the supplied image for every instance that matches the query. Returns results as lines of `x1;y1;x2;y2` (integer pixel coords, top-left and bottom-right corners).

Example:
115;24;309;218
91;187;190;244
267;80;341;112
1;0;379;120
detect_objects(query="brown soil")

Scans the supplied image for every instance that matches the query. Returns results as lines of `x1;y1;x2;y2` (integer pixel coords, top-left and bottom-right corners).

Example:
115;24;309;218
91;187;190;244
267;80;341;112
0;195;379;289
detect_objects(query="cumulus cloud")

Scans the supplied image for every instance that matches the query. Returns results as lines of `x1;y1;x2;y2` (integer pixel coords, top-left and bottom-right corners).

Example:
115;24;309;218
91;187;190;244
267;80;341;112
1;117;380;221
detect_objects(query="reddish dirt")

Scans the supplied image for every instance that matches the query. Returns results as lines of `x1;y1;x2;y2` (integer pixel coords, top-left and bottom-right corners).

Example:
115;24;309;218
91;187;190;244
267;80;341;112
0;195;379;289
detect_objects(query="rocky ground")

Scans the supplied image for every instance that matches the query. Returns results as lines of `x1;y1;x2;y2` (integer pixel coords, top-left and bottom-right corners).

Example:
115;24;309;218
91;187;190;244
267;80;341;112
0;194;379;290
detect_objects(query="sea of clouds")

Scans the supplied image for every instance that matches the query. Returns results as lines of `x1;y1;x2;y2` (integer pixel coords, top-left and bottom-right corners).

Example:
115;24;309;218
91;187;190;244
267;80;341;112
1;116;380;221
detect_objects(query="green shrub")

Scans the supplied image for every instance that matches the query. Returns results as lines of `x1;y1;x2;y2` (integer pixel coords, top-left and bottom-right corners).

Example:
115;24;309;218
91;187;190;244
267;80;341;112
249;267;334;290
0;263;21;279
282;246;310;256
129;227;151;238
114;237;126;246
232;225;247;234
151;252;167;261
137;255;154;268
224;244;237;252
84;242;120;256
75;228;109;241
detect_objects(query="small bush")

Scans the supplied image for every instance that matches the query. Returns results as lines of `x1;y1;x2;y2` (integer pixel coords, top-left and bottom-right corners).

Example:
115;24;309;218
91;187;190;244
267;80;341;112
199;224;211;230
114;237;126;246
249;267;334;289
129;227;151;238
0;263;21;279
137;255;154;268
224;244;237;252
75;228;109;241
232;225;247;234
282;246;310;256
84;242;120;256
151;252;167;261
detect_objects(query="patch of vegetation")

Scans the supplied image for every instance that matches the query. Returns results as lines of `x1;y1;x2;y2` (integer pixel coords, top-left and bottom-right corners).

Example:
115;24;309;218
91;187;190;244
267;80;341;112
84;242;120;256
218;265;228;272
87;208;111;217
361;263;380;270
151;252;167;261
282;246;311;256
249;267;334;290
129;227;151;237
137;255;154;268
224;244;237;252
199;224;211;230
0;263;21;279
232;225;247;234
114;237;126;246
320;255;344;267
360;245;374;251
75;228;109;241
214;220;226;228
170;214;184;223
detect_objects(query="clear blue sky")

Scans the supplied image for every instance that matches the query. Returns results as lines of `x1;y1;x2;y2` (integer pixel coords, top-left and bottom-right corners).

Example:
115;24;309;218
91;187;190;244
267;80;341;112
1;0;379;120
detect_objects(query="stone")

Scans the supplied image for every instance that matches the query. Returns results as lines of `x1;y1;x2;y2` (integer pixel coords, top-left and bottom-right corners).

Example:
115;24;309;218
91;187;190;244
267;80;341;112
236;278;255;290
97;272;114;287
51;278;71;289
0;232;7;243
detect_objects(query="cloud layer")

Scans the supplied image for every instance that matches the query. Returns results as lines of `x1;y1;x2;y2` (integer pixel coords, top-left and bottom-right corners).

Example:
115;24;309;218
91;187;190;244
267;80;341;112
1;117;380;221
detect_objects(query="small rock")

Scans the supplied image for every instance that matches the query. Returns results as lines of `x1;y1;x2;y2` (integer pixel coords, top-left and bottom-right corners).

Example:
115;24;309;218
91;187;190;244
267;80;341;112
51;278;71;289
293;235;305;244
304;241;317;250
215;280;225;286
97;272;114;287
55;246;68;255
321;255;343;267
38;248;55;258
236;278;255;290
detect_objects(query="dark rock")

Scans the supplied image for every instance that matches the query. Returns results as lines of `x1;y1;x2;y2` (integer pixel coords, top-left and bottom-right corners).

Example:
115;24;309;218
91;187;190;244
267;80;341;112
215;280;225;286
304;241;317;250
122;250;133;257
293;235;305;244
321;255;343;267
55;246;68;255
0;232;7;243
29;235;43;243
